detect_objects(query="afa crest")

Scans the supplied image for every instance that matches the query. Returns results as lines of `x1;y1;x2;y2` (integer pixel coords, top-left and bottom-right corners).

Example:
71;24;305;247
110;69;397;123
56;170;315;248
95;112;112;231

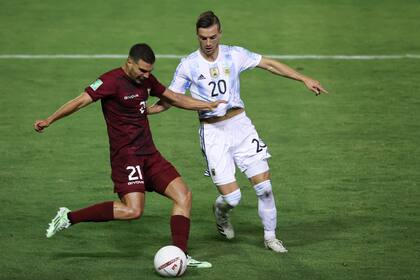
209;66;219;78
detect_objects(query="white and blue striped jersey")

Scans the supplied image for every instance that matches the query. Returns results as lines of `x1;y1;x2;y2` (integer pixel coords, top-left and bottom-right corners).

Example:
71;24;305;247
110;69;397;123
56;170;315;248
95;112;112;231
169;45;262;118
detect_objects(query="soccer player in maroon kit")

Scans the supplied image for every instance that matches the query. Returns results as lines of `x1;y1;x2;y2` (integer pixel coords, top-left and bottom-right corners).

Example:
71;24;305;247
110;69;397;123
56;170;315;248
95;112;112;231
34;43;223;268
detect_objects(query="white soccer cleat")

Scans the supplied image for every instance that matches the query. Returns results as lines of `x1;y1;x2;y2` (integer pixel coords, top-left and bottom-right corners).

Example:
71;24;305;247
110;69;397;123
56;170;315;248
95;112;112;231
186;255;212;268
46;207;71;238
213;204;235;239
264;238;288;253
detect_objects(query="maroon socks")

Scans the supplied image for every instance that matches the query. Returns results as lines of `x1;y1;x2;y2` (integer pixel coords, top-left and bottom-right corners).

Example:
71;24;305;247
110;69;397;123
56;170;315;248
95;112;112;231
170;215;190;253
68;201;114;224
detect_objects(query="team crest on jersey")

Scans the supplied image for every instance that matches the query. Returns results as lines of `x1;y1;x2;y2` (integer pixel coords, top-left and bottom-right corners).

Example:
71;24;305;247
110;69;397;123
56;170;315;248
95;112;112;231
89;79;103;91
209;67;219;78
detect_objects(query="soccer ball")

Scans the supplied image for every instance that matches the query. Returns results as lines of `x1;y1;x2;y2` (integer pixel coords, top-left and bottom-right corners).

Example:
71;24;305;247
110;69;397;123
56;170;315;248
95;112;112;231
154;245;187;277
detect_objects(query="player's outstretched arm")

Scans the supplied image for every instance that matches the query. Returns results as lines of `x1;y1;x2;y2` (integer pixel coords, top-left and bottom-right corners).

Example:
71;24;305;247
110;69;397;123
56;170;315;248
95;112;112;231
160;89;226;111
34;92;93;133
147;99;172;115
257;57;328;96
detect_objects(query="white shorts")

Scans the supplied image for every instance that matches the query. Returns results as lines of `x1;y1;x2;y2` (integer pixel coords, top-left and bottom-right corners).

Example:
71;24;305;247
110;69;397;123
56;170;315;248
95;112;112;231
199;112;271;185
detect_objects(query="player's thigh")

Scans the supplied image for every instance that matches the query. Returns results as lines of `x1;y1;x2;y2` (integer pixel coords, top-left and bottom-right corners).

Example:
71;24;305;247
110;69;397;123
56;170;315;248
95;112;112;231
199;123;236;185
145;151;181;194
232;117;271;173
120;192;146;213
163;177;192;205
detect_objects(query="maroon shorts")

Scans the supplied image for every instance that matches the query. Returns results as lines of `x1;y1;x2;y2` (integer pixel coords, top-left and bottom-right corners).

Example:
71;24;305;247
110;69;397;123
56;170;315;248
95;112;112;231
111;151;180;197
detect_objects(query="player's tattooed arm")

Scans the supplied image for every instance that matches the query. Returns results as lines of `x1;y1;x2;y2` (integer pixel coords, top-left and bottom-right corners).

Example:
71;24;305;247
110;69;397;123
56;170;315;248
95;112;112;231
34;92;93;132
257;57;328;96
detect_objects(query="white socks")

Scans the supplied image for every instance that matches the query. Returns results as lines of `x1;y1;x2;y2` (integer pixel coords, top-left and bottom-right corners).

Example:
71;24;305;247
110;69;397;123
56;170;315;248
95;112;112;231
254;180;277;240
215;188;241;214
215;183;277;241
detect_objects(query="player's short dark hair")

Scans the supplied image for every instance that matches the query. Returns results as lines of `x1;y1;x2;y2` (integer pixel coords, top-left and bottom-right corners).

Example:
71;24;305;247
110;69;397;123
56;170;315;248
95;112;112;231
196;11;221;33
128;43;155;64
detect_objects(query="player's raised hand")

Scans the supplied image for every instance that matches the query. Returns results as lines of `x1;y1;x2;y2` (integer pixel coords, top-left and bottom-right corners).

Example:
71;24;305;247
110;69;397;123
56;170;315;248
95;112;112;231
303;78;328;96
34;120;50;133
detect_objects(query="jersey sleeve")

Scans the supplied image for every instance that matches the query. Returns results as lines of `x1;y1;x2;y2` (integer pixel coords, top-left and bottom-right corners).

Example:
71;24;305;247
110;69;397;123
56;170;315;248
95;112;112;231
148;74;166;98
168;60;191;94
85;75;117;101
232;46;262;73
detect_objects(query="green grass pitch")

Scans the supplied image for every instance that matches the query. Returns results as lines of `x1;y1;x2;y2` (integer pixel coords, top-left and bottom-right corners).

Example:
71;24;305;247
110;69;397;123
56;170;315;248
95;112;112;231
1;0;419;279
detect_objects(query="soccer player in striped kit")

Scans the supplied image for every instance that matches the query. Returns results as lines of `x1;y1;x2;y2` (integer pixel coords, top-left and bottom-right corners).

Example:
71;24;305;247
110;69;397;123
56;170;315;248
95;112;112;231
148;11;327;252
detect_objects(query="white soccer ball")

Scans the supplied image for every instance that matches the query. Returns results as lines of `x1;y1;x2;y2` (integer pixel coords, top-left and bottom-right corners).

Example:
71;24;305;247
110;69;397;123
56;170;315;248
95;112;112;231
154;245;187;277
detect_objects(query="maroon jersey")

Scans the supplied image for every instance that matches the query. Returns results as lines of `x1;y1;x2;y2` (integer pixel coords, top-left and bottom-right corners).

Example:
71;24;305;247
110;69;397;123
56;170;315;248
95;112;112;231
85;68;165;157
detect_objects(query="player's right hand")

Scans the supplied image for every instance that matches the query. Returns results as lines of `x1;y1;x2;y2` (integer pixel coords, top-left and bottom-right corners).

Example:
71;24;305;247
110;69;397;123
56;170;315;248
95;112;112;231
209;100;227;110
34;120;50;133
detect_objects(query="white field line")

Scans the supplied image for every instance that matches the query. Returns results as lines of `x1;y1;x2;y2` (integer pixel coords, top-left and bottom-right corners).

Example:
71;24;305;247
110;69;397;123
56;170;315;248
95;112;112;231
0;54;419;60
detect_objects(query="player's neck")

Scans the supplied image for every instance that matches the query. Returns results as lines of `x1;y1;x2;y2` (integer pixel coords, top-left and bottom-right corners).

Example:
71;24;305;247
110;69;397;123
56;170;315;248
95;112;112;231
200;48;219;62
121;64;129;76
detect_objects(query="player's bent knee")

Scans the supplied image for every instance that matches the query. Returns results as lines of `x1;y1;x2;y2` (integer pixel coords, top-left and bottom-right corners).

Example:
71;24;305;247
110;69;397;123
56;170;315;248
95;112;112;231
126;207;143;220
222;189;242;207
180;190;192;209
173;189;192;210
253;180;273;197
186;189;192;199
250;171;271;186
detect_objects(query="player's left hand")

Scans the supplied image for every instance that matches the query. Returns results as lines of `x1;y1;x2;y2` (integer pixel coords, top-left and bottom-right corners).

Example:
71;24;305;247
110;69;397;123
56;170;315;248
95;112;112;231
303;79;328;96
